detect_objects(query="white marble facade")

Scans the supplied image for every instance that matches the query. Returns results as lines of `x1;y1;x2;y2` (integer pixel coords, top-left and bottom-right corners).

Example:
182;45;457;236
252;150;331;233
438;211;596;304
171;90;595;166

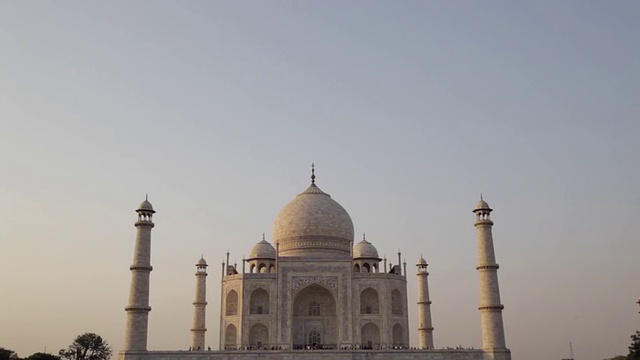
120;169;511;360
220;175;410;350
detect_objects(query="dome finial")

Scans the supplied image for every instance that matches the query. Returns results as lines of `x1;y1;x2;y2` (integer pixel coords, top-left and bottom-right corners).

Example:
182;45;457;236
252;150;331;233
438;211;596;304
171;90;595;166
480;193;483;201
363;232;366;241
311;163;316;185
262;232;266;241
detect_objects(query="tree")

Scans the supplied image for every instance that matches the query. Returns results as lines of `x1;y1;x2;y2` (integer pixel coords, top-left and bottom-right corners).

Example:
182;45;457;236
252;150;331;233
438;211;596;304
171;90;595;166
58;333;112;360
26;353;61;360
0;348;19;360
629;331;640;360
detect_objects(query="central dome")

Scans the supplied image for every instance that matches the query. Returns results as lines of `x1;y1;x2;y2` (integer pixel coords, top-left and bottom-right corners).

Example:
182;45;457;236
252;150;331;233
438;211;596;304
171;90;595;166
273;181;354;258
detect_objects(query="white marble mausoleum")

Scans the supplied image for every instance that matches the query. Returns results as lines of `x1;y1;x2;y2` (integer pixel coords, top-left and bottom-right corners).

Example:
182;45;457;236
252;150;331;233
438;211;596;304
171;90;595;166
119;167;512;360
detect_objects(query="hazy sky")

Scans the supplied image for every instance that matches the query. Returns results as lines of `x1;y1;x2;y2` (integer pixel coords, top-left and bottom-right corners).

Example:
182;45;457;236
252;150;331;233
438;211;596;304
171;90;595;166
1;2;638;360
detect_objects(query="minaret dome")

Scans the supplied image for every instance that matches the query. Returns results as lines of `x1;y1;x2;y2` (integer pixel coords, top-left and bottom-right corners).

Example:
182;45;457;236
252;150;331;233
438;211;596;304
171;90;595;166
138;196;155;213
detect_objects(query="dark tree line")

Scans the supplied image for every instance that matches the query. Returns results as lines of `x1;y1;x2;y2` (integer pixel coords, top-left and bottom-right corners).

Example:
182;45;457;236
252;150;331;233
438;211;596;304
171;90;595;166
58;333;112;360
2;332;111;360
0;349;59;360
605;330;640;360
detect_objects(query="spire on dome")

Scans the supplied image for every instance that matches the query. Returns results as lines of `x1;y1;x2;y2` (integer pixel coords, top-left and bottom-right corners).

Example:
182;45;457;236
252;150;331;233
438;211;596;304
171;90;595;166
311;163;316;185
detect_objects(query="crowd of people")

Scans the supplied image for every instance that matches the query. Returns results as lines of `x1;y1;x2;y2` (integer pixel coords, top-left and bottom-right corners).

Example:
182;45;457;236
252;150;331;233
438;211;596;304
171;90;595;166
218;344;413;351
204;344;474;351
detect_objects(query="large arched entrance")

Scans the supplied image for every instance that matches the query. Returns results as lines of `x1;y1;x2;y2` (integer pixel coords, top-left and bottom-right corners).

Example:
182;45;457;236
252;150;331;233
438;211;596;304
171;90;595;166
292;284;337;349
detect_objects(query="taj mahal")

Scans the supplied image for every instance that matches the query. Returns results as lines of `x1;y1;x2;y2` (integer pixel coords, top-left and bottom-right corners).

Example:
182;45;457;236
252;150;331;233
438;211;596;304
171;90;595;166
119;167;512;360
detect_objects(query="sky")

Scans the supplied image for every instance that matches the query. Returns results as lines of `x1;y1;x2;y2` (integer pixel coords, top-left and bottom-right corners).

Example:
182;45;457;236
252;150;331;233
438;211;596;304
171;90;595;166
0;1;638;360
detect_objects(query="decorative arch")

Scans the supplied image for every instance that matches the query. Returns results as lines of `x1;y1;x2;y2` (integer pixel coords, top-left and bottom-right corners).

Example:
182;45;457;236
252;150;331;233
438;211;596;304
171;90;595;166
225;290;238;316
361;322;380;349
269;264;275;273
362;263;371;273
259;263;267;273
354;263;360;272
391;289;403;315
225;324;237;349
292;284;337;347
250;288;269;314
249;263;256;273
249;323;269;349
392;323;404;346
360;287;379;314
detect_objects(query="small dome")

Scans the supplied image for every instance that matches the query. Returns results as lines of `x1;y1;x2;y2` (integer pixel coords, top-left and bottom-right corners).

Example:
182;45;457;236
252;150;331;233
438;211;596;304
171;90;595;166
197;257;207;266
138;198;154;212
249;239;276;259
474;197;492;212
417;256;427;265
353;239;379;259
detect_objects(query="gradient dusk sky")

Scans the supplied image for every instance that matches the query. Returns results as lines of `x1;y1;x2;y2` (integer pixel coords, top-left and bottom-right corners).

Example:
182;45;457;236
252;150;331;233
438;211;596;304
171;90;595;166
1;2;638;360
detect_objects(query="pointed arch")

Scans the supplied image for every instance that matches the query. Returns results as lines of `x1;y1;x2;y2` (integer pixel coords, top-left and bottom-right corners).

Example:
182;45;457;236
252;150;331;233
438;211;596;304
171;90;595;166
249;323;269;349
392;323;404;346
361;322;380;349
391;289;403;315
225;324;237;349
360;287;379;314
292;284;337;347
250;288;269;314
225;290;238;316
354;263;360;272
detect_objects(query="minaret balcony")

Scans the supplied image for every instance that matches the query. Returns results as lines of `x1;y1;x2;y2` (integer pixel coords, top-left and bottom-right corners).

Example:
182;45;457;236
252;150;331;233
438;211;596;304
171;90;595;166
476;264;499;270
130;265;153;271
478;305;505;311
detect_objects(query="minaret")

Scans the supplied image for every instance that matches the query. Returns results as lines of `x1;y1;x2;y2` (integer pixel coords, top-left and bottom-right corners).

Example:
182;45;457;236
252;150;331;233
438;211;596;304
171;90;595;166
416;256;434;349
473;197;511;360
124;197;155;351
191;256;208;350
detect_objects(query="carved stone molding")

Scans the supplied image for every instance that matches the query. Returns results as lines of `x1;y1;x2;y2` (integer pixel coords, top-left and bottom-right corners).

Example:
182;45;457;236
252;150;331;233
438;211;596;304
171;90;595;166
291;276;339;293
